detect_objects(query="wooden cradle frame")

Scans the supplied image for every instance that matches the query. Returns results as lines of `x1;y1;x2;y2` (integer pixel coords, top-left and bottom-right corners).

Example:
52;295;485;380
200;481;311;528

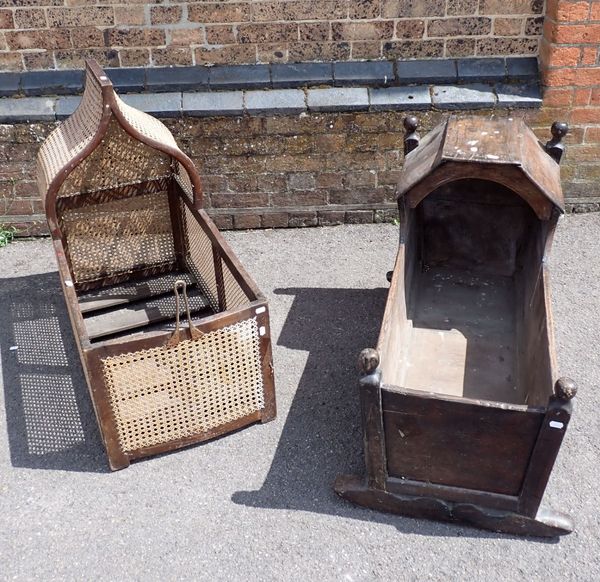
335;116;577;537
37;61;276;470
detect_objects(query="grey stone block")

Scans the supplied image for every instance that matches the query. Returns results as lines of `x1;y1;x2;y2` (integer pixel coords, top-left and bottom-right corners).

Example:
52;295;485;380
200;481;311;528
245;89;306;115
457;58;506;83
0;97;56;122
0;73;20;98
146;66;209;93
56;96;81;120
209;65;271;90
495;83;542;108
120;92;182;117
369;86;431;111
21;70;84;97
334;61;394;86
183;91;244;116
105;67;145;93
397;59;457;84
307;88;369;112
271;62;333;88
506;57;539;81
431;84;496;109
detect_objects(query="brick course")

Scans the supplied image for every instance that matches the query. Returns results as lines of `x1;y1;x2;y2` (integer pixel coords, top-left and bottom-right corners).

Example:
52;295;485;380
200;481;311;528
0;1;545;72
1;106;596;236
1;1;599;233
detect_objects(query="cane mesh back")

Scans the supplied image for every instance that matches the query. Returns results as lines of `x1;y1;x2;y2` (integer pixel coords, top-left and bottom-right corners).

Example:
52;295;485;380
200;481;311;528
60;190;175;284
57;118;172;198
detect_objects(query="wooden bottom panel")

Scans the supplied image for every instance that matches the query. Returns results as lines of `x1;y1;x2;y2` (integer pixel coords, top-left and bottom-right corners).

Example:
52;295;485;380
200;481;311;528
78;270;195;313
399;266;521;404
81;271;213;341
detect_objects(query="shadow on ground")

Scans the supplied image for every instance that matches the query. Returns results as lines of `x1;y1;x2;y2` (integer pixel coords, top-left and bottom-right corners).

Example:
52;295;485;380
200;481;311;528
0;271;108;472
231;285;557;542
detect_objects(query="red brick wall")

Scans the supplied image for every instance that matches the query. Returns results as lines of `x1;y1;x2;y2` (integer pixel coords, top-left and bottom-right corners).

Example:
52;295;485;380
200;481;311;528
540;0;600;204
0;1;545;71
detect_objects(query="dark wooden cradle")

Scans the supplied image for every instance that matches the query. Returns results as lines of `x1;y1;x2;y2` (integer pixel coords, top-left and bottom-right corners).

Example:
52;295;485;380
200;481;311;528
36;61;276;470
335;116;578;537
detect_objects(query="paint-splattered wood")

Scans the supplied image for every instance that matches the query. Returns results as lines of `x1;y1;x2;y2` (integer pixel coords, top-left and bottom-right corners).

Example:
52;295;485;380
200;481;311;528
397;116;564;216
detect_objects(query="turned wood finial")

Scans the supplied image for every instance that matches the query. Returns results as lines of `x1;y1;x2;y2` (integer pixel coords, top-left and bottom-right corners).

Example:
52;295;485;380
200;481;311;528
358;348;380;375
554;377;577;401
403;116;420;156
545;121;568;164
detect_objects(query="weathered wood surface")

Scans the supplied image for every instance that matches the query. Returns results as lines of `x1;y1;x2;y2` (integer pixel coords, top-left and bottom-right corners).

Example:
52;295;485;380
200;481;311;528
356;351;387;490
381;388;543;495
400;268;520;402
420;179;535;276
79;271;195;313
334;475;573;537
397;116;565;219
84;285;212;340
519;379;576;517
377;205;417;387
341;115;574;536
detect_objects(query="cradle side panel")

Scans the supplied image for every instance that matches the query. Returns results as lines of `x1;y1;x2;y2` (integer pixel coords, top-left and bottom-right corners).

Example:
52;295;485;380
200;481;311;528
515;216;559;408
89;302;272;466
381;388;544;496
378;207;418;387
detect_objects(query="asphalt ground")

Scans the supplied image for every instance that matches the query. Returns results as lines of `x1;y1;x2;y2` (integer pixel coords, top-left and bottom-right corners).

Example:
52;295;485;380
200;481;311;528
0;217;599;581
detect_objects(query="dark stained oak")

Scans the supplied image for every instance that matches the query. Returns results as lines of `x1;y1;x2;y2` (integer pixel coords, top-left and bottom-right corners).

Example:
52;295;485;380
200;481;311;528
336;115;577;537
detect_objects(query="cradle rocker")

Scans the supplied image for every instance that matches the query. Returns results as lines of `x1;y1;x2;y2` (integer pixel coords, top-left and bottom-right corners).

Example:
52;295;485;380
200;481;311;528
335;116;577;537
37;60;276;470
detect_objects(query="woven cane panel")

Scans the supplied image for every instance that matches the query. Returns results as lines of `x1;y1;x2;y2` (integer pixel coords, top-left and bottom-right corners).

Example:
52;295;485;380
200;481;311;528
222;259;251;310
57;118;172;198
182;203;219;311
102;317;265;452
113;93;179;150
61;191;175;283
37;68;104;199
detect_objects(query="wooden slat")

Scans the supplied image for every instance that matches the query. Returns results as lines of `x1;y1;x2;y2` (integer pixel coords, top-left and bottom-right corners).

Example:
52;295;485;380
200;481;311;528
79;271;195;314
84;286;211;340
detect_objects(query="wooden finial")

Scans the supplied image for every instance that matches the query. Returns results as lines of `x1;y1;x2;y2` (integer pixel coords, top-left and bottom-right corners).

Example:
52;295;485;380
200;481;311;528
403;116;420;156
545;121;568;164
554;377;577;401
358;348;380;375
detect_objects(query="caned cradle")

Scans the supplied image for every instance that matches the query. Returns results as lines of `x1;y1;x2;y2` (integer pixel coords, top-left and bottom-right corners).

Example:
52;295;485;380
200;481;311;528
36;60;276;470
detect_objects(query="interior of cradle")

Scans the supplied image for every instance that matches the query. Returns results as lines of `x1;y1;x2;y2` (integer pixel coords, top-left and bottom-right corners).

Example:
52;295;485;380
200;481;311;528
379;178;556;409
38;63;256;348
60;167;255;346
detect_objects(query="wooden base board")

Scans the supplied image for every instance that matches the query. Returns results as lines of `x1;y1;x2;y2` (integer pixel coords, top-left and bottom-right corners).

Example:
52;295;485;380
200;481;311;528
399;267;522;404
80;270;212;341
334;475;573;538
